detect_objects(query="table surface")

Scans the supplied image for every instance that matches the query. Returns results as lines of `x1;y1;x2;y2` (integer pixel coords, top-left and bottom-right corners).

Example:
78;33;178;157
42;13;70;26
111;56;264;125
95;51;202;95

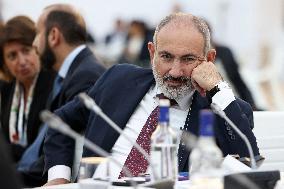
34;172;284;189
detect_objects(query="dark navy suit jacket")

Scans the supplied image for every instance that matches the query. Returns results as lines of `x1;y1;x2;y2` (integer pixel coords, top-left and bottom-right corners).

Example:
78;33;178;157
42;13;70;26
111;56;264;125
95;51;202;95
43;47;106;170
21;47;105;186
53;64;259;173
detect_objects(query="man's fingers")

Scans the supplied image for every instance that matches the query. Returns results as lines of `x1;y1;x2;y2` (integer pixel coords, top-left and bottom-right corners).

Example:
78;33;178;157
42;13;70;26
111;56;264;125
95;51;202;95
191;79;206;97
191;61;222;91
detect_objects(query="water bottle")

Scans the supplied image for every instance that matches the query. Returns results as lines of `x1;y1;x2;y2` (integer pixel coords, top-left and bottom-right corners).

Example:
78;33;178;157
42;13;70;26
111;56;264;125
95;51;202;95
189;109;223;180
150;99;178;181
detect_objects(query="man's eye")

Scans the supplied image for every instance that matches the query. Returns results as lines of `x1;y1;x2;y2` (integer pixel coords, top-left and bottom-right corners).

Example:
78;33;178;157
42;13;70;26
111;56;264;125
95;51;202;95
161;54;172;61
179;56;198;65
184;56;196;62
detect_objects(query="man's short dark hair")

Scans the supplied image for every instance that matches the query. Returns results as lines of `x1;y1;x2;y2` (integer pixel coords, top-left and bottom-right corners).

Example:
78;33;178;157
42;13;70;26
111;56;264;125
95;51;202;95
45;10;87;45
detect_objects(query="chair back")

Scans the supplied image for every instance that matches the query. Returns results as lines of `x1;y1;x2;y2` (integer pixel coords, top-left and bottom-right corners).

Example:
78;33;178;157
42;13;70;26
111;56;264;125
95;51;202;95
253;111;284;171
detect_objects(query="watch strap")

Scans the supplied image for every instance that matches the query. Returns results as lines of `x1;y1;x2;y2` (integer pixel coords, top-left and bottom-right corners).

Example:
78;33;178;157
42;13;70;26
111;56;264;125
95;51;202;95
206;84;221;103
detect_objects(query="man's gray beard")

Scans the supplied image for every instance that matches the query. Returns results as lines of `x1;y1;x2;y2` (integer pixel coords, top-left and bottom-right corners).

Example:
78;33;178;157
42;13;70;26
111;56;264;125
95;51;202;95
152;63;194;100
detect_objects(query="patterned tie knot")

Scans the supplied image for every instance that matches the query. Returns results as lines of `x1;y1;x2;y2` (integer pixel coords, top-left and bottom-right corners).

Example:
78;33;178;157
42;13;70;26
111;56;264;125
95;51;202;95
156;93;178;106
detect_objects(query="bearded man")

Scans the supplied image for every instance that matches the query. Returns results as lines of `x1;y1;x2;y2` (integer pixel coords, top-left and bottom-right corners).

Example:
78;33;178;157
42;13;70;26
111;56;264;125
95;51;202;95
45;12;260;185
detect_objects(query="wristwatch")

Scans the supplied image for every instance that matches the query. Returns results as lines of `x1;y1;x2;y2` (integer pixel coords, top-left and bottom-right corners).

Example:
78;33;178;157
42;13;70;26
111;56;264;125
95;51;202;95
206;81;230;103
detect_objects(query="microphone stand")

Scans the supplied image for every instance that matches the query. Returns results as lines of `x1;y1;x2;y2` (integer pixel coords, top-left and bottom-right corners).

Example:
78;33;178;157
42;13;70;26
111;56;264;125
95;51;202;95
40;110;137;188
78;92;159;180
210;103;257;169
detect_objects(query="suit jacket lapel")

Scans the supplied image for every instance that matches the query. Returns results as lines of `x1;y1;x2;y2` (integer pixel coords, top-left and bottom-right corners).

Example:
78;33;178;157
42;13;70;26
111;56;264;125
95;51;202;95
112;73;155;128
49;48;91;110
60;50;84;92
178;92;209;171
99;71;155;152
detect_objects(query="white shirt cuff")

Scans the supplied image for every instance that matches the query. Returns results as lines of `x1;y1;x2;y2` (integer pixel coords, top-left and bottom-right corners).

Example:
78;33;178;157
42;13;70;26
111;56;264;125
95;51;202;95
48;165;71;182
212;88;235;110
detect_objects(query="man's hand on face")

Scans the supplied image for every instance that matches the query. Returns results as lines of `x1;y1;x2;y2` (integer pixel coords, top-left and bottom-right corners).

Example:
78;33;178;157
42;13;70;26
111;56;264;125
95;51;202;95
42;178;70;187
191;61;223;96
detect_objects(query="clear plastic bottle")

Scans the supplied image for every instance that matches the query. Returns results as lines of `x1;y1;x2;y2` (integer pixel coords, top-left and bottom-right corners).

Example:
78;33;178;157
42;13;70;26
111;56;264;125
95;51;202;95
189;109;223;181
150;99;178;181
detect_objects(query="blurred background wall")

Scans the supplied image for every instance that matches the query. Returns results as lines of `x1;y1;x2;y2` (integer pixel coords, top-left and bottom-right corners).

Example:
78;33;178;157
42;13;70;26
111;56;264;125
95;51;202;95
0;0;283;110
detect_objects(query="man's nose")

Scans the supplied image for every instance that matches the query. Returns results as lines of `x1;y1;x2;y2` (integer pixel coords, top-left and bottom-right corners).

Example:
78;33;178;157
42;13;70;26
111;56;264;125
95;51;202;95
168;59;183;77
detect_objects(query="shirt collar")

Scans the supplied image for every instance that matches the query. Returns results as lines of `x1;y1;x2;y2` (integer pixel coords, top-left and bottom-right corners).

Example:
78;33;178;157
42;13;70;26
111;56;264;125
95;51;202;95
58;44;86;79
153;84;195;111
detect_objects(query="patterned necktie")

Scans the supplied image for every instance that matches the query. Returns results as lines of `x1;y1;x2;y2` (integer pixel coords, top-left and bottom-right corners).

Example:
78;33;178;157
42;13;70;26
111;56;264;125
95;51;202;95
119;106;159;178
119;94;176;178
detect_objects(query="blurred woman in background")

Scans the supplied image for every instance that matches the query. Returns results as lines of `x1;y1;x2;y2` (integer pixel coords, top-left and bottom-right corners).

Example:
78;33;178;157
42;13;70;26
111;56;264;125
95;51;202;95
0;16;55;162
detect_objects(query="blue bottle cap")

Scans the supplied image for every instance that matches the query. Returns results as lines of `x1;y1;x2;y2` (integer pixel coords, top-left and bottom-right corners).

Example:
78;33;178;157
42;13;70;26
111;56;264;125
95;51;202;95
159;99;169;122
199;109;215;136
178;172;189;181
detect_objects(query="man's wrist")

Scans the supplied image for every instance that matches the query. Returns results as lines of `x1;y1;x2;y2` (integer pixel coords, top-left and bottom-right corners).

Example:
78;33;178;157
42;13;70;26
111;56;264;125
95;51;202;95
206;81;236;110
206;81;229;103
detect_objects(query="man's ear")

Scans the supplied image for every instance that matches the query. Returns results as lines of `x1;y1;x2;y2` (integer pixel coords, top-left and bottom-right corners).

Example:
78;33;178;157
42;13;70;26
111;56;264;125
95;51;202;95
47;27;61;47
206;49;216;63
148;42;155;66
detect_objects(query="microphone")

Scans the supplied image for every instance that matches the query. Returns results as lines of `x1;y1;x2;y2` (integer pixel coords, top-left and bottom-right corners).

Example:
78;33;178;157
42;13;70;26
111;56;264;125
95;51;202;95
210;103;257;169
78;92;159;180
40;110;137;187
